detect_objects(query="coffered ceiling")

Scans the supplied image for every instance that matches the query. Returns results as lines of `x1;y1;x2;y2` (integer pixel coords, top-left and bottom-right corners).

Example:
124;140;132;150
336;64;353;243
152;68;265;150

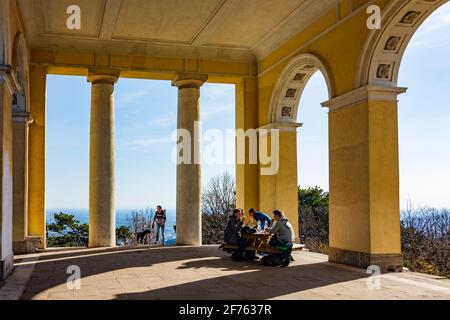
17;0;336;62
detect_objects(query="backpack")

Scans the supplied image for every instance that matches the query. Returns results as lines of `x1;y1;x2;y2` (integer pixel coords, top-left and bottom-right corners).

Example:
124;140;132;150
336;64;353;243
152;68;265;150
261;254;282;267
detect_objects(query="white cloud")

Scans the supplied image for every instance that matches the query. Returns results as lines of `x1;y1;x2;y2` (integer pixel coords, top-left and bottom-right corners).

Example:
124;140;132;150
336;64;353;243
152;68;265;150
117;91;147;106
407;4;450;49
421;9;450;34
118;136;173;148
202;103;233;119
202;84;234;98
148;113;177;127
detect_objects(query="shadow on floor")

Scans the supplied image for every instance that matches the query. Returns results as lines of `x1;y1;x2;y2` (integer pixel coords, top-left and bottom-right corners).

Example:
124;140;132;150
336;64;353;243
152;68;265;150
18;246;369;300
117;257;368;300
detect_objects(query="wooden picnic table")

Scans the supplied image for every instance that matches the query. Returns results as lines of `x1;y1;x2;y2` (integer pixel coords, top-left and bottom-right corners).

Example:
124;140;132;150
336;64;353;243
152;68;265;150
240;232;271;252
222;231;305;255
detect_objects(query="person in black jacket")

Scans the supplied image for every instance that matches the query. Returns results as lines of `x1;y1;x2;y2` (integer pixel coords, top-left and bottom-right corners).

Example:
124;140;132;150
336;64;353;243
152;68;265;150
152;205;167;245
224;209;249;261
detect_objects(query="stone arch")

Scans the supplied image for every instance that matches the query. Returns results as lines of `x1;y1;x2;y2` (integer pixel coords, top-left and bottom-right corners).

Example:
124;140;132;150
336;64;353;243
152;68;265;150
0;0;13;66
11;31;30;113
357;0;448;87
269;53;334;124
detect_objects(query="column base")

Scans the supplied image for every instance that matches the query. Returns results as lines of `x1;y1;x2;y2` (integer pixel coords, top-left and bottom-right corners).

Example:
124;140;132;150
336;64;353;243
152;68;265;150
13;236;43;254
329;247;403;272
0;253;14;281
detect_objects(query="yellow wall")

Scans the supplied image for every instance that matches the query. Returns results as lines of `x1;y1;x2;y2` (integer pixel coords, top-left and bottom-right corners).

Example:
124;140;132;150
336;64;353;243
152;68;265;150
368;100;401;254
258;130;299;239
235;78;259;214
328;101;371;253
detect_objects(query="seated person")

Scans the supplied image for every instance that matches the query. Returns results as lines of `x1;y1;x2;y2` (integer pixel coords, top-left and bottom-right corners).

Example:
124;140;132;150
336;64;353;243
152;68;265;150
224;209;249;261
248;208;273;230
266;210;295;266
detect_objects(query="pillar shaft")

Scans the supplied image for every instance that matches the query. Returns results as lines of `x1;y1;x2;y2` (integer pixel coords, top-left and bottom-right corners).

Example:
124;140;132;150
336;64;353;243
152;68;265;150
12;113;35;253
323;86;406;271
173;73;207;246
28;65;46;248
88;73;118;248
0;67;16;281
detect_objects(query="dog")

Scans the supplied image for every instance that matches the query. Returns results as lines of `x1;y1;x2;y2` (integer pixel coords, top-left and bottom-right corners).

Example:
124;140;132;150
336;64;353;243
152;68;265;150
136;229;151;244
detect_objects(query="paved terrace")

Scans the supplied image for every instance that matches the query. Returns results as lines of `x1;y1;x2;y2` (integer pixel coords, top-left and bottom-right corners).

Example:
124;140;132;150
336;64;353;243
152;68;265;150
0;246;449;300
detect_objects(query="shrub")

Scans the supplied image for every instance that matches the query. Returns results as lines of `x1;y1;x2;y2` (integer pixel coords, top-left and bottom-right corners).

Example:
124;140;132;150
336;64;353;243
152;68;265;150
202;172;236;244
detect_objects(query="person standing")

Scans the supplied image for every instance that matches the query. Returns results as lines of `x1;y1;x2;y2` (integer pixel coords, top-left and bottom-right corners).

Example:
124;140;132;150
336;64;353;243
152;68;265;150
153;205;167;245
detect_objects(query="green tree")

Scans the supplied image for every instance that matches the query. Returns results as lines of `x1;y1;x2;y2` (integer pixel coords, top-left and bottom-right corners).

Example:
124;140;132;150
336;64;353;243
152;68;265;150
47;213;89;247
298;186;329;254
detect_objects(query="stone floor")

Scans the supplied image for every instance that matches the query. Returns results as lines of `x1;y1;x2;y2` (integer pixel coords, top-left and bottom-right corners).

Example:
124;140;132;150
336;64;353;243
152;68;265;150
0;245;449;300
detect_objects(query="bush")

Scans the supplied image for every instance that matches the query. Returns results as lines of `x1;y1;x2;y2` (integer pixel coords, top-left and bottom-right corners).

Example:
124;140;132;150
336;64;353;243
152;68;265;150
401;204;449;278
298;187;329;254
126;208;154;233
202;172;236;244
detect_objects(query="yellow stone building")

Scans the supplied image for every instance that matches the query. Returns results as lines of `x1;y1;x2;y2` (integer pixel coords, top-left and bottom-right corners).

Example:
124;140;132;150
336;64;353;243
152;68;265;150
0;0;447;280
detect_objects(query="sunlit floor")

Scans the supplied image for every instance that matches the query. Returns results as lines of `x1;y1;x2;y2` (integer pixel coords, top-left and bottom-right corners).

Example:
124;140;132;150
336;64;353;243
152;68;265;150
1;246;449;300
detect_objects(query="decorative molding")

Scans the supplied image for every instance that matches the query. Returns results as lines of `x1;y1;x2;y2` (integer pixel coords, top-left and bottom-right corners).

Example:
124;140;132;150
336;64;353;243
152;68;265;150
172;72;208;89
269;53;334;124
357;0;448;87
257;121;303;135
12;111;34;126
321;85;407;112
0;64;20;95
88;69;120;85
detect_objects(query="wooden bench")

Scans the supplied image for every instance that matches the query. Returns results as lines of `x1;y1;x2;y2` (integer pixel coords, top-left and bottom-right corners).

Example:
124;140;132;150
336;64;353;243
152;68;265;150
221;243;305;254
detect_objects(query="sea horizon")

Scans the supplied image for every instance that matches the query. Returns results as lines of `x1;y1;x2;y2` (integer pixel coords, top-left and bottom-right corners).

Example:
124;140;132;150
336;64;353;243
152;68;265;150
46;208;177;243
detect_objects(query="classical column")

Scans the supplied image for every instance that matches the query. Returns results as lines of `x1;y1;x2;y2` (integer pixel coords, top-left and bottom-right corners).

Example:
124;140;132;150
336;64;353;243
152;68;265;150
28;65;47;248
322;85;407;271
172;73;208;246
0;65;18;281
12;111;36;254
87;71;119;248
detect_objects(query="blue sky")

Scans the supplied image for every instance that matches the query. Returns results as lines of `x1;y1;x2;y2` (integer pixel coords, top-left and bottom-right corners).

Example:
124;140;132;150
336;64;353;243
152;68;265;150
46;2;450;210
46;79;235;209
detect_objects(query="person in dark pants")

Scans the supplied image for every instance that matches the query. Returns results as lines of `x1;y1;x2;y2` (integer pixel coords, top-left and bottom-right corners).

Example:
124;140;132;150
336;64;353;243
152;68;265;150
224;209;249;261
152;205;167;245
267;210;295;267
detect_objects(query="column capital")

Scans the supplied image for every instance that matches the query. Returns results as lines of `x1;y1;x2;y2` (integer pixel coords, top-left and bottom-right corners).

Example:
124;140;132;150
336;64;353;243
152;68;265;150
88;69;120;85
12;112;34;126
172;73;208;89
321;85;407;112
